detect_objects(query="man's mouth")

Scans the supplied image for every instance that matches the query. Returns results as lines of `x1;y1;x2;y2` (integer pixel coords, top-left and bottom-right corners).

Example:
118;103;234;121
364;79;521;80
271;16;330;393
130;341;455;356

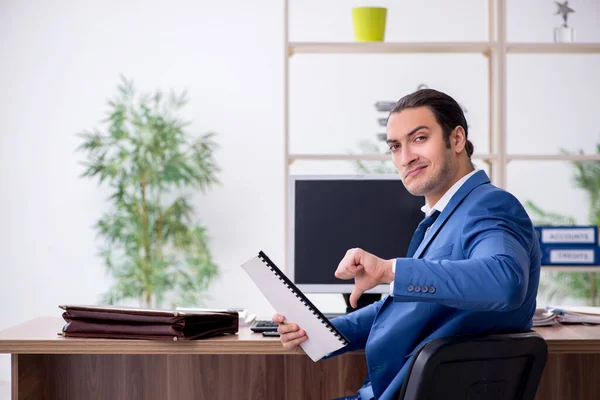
405;166;426;179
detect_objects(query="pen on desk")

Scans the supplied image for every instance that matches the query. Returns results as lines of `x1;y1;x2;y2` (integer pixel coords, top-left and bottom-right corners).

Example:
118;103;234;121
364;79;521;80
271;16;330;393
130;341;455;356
547;307;564;315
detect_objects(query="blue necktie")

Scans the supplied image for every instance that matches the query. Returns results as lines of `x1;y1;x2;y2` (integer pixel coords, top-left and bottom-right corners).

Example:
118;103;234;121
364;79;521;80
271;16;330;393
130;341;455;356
406;210;441;258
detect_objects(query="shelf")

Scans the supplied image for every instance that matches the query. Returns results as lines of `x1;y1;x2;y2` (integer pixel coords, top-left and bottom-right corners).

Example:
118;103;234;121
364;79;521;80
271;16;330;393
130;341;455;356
507;43;600;54
288;154;390;162
288;153;497;163
507;154;600;162
288;42;494;55
288;154;600;163
288;42;600;56
288;153;600;163
542;266;600;272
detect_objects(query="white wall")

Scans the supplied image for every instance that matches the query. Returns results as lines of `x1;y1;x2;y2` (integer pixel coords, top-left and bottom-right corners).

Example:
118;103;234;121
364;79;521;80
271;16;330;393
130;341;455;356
1;0;599;386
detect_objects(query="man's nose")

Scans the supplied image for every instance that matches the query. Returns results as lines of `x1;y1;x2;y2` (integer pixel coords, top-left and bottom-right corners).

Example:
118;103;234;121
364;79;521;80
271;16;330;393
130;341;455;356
401;146;417;168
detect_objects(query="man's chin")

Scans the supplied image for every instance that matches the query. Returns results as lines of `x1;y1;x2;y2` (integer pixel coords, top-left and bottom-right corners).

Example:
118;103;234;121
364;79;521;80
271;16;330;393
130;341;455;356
404;179;434;197
405;184;425;197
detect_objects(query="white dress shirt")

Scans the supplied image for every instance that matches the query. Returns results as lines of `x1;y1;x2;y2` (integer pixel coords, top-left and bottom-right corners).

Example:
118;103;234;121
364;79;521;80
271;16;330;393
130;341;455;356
389;168;479;296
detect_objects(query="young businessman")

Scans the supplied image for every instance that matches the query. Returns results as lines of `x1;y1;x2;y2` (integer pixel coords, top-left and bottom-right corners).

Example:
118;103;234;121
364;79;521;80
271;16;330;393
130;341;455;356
273;89;542;400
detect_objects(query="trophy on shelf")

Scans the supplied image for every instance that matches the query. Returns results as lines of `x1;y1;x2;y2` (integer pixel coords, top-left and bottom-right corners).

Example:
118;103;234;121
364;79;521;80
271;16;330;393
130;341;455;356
554;1;575;43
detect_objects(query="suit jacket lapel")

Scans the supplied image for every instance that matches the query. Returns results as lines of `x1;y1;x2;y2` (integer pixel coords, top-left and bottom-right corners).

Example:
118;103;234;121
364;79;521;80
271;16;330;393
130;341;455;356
413;170;491;259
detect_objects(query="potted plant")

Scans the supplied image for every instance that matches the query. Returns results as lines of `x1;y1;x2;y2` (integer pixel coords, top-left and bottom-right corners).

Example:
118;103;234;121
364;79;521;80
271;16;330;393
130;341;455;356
77;76;220;308
527;144;600;306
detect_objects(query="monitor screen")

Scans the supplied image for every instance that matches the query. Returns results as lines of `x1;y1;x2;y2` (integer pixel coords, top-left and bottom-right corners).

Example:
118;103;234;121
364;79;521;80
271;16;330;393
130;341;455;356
288;175;425;293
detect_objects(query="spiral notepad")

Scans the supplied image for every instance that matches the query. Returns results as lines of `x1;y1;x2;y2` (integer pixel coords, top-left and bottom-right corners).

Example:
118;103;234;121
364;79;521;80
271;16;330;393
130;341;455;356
241;251;348;362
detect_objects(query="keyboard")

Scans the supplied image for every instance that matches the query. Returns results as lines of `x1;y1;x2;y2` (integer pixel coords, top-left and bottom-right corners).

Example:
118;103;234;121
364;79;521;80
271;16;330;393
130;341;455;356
250;313;346;333
250;320;279;333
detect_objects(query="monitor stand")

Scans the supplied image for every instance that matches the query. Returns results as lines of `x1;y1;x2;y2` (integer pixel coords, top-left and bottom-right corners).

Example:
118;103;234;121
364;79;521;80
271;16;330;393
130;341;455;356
342;293;383;314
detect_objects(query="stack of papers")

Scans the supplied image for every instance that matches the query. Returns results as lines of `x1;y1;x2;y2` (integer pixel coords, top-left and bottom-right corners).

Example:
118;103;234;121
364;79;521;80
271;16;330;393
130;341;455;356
532;308;558;327
546;306;600;325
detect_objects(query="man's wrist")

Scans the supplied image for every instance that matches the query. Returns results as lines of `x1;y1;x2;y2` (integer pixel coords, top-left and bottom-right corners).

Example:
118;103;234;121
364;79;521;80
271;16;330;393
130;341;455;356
381;258;395;284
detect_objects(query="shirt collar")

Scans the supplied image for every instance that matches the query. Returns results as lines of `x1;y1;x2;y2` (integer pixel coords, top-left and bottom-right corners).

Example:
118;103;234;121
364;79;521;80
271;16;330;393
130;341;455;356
421;168;480;217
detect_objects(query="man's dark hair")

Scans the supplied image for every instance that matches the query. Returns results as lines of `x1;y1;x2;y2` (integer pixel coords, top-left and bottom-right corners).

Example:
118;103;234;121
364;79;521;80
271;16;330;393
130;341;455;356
390;89;474;158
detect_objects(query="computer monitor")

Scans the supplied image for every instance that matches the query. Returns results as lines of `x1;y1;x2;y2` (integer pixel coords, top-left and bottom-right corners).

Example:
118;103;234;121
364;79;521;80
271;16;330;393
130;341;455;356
288;174;425;294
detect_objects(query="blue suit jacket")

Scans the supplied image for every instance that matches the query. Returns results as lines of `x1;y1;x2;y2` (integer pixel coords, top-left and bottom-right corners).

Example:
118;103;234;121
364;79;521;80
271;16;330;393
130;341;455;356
330;170;541;400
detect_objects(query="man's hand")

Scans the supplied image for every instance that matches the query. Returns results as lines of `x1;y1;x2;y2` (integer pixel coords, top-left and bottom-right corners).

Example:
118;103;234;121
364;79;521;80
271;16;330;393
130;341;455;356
272;314;307;352
335;248;394;308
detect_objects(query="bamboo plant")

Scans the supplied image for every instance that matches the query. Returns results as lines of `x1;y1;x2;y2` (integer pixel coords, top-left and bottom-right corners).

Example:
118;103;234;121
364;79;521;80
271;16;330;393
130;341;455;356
77;76;220;308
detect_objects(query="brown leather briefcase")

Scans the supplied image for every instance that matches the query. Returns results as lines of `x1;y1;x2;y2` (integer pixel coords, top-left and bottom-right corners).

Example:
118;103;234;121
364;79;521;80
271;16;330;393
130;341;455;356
59;304;238;341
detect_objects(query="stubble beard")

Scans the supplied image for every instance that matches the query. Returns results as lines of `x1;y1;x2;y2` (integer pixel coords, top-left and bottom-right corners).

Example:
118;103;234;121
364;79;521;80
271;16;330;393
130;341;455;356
403;153;454;197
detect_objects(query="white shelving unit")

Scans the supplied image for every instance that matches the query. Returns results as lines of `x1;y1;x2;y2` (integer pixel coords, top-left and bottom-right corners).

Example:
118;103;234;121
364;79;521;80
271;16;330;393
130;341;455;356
282;0;600;272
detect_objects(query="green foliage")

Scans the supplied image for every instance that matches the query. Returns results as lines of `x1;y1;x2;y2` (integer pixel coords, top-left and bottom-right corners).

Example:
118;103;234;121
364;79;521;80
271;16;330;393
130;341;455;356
77;76;220;308
569;144;600;227
538;271;600;307
526;144;600;306
352;140;397;174
523;200;576;226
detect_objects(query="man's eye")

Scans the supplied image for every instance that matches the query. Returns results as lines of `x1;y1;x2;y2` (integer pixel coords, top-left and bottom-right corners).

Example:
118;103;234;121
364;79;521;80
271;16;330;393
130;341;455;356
415;136;427;142
389;144;399;151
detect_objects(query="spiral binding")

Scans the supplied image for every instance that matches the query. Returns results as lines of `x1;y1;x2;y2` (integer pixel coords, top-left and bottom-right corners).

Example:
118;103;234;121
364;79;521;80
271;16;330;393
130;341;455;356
258;251;349;345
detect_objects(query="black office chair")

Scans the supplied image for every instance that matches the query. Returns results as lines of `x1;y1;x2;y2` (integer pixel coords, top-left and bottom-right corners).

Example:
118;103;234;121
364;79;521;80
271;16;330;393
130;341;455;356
396;331;548;400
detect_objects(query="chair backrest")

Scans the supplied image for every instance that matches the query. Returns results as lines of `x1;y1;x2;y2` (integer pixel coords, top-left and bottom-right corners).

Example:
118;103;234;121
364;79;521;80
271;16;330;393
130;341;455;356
397;331;548;400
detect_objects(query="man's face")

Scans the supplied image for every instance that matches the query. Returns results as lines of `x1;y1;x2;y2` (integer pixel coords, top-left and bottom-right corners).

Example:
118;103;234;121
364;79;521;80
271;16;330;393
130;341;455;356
386;106;457;199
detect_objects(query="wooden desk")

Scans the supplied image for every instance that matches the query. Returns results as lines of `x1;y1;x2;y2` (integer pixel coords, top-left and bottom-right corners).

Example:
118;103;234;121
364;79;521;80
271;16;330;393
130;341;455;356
1;317;599;400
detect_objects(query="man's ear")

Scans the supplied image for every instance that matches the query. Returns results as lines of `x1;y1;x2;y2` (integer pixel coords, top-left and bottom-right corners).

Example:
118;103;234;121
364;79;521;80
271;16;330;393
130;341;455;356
451;126;466;154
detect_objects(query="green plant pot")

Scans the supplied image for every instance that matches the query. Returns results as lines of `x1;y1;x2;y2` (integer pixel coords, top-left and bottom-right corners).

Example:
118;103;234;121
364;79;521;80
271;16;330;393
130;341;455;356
352;7;387;42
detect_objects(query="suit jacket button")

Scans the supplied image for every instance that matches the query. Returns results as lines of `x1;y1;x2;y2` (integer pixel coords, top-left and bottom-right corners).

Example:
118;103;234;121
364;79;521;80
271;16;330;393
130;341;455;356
414;286;421;293
428;286;436;293
407;285;414;292
421;285;428;293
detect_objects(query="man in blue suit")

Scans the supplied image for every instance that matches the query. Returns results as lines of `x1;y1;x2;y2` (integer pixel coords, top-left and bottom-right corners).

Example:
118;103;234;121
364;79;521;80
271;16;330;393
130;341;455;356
273;89;541;400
